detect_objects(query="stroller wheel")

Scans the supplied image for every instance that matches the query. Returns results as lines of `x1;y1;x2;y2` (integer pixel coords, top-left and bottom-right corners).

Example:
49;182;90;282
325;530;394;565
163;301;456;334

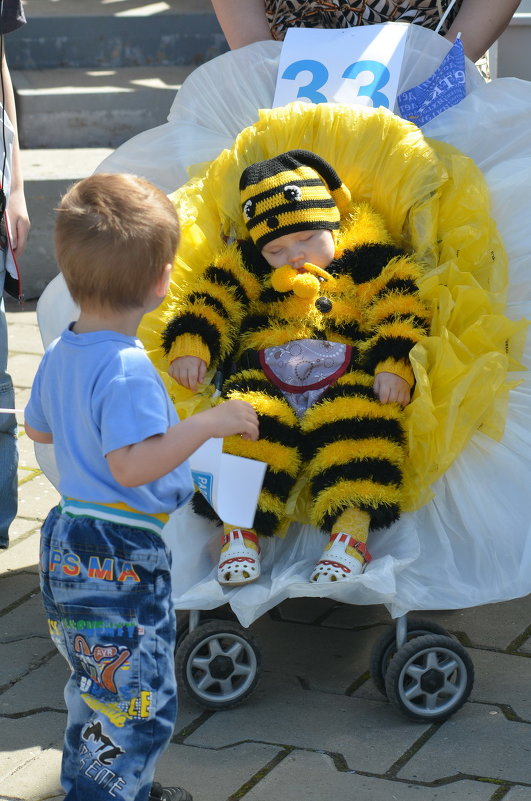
385;634;474;722
370;618;451;697
175;619;262;710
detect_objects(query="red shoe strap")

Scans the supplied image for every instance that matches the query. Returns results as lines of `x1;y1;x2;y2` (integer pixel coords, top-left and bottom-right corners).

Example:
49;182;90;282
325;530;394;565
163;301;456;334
221;529;260;549
330;532;372;563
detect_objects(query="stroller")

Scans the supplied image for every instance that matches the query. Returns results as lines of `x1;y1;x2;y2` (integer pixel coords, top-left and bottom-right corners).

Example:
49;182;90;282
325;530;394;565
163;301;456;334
35;24;531;724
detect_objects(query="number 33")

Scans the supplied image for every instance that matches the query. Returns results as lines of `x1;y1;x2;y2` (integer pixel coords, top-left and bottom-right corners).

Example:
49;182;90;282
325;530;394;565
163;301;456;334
281;58;391;107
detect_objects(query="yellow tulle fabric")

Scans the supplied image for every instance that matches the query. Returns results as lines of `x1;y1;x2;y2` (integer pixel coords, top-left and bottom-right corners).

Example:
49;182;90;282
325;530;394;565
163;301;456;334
139;102;527;513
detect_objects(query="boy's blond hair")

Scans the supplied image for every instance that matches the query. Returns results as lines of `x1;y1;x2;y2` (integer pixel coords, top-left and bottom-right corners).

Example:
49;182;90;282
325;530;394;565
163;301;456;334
55;173;179;310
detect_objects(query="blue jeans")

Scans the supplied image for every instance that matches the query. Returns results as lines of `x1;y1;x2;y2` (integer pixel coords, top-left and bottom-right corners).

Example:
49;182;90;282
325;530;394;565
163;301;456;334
39;507;177;801
0;287;18;548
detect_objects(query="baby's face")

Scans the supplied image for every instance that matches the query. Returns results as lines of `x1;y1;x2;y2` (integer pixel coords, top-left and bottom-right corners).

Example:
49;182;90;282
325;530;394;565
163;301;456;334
261;229;335;271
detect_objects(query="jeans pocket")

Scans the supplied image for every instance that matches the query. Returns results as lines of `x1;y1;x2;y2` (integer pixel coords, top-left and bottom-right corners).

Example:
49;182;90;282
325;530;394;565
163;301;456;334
55;603;142;705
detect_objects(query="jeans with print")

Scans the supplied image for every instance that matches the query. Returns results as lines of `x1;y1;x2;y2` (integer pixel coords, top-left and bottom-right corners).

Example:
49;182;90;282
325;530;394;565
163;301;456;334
39;506;177;801
0;274;18;548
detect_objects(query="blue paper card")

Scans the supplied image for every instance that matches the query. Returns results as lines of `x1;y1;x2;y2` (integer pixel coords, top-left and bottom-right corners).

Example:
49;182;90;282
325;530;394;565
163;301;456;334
397;37;466;126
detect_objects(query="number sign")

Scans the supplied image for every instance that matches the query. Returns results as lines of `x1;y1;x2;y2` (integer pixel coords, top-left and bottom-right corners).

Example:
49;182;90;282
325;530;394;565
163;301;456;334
273;23;407;111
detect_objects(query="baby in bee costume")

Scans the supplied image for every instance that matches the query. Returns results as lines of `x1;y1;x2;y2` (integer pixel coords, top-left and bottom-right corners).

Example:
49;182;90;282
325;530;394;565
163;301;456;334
163;149;430;586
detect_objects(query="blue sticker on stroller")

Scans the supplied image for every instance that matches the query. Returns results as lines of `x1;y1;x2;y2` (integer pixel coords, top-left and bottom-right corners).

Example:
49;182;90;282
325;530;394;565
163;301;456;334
192;470;213;504
397;37;466;127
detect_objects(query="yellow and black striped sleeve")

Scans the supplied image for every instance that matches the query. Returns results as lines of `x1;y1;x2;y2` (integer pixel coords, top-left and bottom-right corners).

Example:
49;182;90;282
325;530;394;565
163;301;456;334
358;254;431;386
161;242;261;369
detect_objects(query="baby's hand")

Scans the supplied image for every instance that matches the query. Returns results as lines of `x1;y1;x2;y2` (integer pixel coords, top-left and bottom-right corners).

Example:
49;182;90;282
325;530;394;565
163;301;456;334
374;372;411;406
206;400;259;441
169;356;207;391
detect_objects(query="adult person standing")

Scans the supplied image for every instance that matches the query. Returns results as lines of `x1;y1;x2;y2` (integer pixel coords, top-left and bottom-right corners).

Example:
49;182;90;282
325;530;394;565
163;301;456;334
0;0;31;549
210;0;521;62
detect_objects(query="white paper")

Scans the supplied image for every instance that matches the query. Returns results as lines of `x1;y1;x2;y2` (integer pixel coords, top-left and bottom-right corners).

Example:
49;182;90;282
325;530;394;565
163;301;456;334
189;437;266;528
273;23;407;111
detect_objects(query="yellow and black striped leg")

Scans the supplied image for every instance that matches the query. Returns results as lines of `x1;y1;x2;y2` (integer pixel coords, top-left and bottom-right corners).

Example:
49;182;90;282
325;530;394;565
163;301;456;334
222;369;302;538
301;370;405;536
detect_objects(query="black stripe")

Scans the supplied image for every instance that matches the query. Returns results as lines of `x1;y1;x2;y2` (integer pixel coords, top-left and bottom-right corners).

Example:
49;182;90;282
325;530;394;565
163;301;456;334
161;312;221;360
319;382;375;402
301;417;405;460
238;239;271;280
259;286;289;304
262;468;299;505
332;244;404;283
223;373;285;399
310;459;403;500
363;336;416;373
253;508;281;538
243;178;324;207
374;277;419;299
248;198;337;230
192;490;222;524
204;265;249;305
188;292;230;319
371;313;430;331
237;349;262;371
327;319;364;342
320;501;400;534
240;314;272;334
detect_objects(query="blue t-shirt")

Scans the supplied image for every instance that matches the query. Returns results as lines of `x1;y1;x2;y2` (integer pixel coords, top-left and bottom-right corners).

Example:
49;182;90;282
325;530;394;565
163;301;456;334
25;326;194;514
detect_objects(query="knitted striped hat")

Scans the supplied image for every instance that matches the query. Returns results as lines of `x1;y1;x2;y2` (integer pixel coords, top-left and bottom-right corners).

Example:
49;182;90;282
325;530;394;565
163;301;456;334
240;149;351;250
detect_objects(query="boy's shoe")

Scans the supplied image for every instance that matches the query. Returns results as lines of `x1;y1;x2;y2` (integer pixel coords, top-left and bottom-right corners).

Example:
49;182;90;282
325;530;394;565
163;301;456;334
310;532;371;583
217;529;261;585
149;781;193;801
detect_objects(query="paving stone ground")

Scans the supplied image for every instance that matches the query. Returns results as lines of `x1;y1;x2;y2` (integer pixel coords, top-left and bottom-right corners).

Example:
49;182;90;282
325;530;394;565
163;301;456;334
0;299;530;801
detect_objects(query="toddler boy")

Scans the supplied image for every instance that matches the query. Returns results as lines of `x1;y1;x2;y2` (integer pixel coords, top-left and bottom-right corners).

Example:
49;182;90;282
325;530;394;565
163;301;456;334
25;173;258;801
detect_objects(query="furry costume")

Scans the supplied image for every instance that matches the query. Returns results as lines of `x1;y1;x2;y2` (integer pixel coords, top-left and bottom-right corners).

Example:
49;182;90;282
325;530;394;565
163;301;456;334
161;194;430;539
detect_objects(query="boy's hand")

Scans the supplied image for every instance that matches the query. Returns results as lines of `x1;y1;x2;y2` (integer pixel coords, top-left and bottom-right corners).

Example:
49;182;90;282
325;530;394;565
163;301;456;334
205;399;259;441
169;356;207;391
374;372;411;406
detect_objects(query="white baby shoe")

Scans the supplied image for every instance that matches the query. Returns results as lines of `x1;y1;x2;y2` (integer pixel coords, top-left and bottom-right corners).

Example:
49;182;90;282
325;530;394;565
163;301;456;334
310;532;371;583
217;529;261;585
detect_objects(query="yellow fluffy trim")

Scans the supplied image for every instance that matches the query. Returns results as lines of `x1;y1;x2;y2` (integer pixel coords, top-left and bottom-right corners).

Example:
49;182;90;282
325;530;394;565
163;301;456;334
226;383;298;427
257;488;287;518
337;203;393;251
214;243;262;302
223;434;301;477
310;479;402;525
370;318;425;343
367;293;430;328
335;371;374;388
302;395;402;432
306;438;404;477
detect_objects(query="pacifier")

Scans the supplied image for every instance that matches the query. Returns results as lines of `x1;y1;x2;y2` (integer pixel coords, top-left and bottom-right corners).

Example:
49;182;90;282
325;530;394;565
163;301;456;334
271;263;335;299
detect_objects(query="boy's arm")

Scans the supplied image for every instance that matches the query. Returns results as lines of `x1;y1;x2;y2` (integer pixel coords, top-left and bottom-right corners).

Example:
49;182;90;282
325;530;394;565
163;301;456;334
106;398;259;487
24;422;53;444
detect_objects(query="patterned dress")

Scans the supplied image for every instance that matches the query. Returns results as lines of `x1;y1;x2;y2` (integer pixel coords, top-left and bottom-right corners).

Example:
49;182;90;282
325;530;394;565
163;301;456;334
265;0;462;40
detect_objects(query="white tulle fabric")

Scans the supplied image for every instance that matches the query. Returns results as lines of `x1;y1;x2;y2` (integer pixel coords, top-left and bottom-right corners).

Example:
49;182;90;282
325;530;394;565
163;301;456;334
37;25;531;626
